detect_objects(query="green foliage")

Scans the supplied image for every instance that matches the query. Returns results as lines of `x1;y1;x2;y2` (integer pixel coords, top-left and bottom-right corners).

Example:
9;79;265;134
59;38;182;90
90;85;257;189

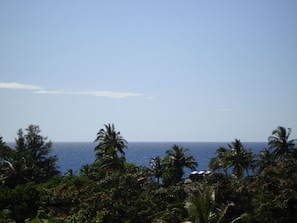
35;165;189;223
0;125;60;187
209;139;254;178
162;144;198;186
249;159;297;222
228;139;255;178
1;124;297;223
162;166;183;186
209;147;230;175
0;182;40;222
156;202;188;223
150;156;164;183
0;209;16;223
185;184;219;223
268;126;296;162
0;135;12;162
94;123;128;172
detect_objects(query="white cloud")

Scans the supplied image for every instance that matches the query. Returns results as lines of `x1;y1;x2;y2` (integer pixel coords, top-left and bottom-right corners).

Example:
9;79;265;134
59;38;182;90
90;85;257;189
87;90;142;98
0;82;41;90
35;89;143;99
34;90;65;94
1;82;143;99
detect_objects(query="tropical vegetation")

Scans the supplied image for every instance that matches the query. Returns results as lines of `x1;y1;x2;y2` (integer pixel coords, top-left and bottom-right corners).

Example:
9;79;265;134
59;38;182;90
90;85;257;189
0;124;296;222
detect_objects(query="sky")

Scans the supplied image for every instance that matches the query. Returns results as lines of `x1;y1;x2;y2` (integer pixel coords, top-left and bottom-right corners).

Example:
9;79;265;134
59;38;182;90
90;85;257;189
0;0;297;142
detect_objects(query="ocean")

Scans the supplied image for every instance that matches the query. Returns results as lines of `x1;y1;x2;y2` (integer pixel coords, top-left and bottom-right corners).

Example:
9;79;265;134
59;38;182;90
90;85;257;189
52;142;268;176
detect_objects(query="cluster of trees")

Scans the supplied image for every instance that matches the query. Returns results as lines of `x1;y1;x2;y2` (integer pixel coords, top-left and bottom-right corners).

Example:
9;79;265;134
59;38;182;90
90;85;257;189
0;125;59;187
92;124;197;187
0;124;297;222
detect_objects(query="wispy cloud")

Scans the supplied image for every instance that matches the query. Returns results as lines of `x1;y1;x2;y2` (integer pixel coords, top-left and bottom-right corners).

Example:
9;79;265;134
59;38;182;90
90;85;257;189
0;82;143;99
0;82;41;90
34;89;143;99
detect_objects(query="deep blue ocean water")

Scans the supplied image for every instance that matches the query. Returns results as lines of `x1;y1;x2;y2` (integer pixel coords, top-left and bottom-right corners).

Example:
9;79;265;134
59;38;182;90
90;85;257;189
51;142;268;176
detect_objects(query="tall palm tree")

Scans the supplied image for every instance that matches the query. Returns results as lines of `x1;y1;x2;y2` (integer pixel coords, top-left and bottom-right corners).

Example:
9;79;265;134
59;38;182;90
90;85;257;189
162;144;198;185
228;139;253;178
268;126;296;162
94;124;127;170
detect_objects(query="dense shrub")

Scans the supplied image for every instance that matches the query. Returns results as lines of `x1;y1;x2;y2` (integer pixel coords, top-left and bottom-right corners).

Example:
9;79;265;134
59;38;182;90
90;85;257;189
0;182;40;223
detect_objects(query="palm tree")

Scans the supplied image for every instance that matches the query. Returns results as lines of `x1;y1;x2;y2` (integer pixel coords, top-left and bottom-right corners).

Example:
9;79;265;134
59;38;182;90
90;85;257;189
209;147;231;175
94;124;127;170
162;144;198;185
268;126;296;162
185;184;247;223
149;156;164;183
228;139;254;178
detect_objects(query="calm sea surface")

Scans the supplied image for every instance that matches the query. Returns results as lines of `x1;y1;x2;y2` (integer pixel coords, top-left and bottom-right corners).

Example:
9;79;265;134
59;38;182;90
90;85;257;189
51;142;268;176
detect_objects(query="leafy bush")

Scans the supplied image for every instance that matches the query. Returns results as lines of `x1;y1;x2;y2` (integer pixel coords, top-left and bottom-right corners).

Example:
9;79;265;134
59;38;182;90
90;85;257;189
0;182;40;222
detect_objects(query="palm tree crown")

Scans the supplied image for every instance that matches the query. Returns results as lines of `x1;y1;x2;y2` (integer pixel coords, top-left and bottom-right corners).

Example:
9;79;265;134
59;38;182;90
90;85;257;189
268;126;296;161
162;144;198;185
209;147;230;175
209;139;254;178
165;145;198;170
228;139;254;178
94;124;127;159
94;124;127;171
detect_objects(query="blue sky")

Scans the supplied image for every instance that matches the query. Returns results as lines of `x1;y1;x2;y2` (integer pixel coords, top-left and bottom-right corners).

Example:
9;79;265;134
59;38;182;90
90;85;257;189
1;0;296;142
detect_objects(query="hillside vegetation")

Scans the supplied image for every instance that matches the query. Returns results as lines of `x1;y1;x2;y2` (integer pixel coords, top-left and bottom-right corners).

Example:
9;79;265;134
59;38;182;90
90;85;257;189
1;124;296;223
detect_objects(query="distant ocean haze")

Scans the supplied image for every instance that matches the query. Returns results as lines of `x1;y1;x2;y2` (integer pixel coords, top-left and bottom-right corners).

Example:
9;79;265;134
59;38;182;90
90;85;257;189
50;142;268;175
